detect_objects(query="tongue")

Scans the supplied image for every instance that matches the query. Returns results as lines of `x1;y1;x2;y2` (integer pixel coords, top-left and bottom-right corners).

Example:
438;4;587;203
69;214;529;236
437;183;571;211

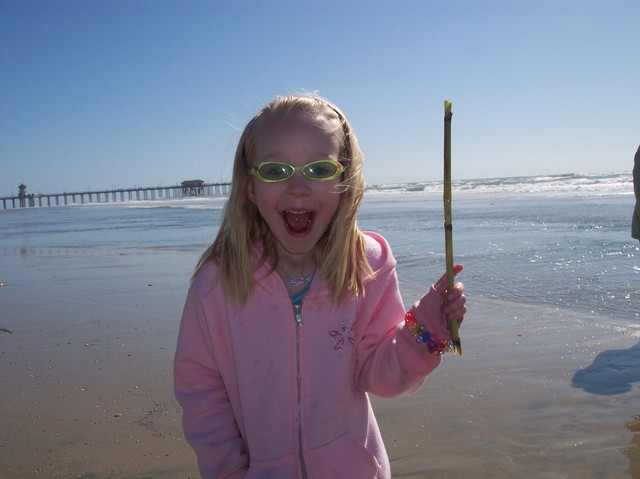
284;211;312;233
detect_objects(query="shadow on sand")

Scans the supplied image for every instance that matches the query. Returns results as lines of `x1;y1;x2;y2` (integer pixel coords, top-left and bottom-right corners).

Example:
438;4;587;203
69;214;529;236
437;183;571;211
571;342;640;395
572;343;640;476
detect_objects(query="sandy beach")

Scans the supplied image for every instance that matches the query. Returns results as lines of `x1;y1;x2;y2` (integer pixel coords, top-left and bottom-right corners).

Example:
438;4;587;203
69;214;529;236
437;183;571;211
1;246;638;479
0;248;199;478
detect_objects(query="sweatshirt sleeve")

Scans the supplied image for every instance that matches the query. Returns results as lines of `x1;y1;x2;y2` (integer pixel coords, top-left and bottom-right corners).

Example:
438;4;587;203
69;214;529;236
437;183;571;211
174;284;248;479
354;232;442;398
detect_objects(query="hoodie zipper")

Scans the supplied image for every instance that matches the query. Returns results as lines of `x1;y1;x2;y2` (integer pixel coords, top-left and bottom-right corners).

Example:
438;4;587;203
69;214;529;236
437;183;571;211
292;300;308;478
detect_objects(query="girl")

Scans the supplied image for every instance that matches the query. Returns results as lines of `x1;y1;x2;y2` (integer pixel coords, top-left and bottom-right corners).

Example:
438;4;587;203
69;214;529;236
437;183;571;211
174;94;467;479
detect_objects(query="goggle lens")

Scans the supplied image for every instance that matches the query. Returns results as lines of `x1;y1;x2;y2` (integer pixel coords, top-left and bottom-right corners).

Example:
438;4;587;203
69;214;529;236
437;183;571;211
249;159;344;182
258;163;294;181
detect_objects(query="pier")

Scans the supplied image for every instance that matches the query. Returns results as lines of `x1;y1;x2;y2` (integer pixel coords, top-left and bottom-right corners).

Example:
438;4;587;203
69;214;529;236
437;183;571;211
1;181;231;210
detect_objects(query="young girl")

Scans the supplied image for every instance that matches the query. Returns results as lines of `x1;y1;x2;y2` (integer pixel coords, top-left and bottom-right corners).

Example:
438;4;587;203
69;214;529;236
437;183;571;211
174;94;467;479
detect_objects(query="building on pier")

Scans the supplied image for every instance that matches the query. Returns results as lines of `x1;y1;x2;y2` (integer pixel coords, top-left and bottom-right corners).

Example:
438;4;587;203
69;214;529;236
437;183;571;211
181;179;205;196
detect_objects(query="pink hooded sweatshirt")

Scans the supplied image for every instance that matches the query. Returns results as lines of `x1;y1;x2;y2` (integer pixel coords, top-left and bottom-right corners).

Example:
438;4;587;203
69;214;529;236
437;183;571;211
174;232;445;478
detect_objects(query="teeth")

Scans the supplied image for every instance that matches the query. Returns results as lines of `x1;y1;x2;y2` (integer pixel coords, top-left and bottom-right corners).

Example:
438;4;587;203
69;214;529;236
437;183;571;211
285;210;310;214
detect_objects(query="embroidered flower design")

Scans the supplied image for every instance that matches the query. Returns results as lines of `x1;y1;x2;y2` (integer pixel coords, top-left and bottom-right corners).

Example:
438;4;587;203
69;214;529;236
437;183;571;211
328;321;355;351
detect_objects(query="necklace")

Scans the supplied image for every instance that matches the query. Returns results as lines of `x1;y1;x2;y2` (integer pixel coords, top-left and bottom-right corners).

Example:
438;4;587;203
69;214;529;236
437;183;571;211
289;274;314;287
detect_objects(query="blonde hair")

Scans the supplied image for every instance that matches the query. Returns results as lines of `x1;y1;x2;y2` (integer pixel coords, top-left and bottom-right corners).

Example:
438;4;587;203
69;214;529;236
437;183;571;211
193;94;373;303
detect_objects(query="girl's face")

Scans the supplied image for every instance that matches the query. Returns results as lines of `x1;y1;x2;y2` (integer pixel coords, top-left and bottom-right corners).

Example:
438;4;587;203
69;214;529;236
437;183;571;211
247;111;342;265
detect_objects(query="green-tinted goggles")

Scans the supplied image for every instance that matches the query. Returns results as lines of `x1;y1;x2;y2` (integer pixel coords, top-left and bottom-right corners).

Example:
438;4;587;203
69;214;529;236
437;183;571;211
248;159;345;183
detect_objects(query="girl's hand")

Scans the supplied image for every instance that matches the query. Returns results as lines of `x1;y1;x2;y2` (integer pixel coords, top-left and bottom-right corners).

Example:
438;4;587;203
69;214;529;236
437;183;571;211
411;264;467;341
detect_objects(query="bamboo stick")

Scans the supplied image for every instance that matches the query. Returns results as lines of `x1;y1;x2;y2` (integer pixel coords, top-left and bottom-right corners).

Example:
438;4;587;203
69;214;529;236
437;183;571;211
444;100;462;355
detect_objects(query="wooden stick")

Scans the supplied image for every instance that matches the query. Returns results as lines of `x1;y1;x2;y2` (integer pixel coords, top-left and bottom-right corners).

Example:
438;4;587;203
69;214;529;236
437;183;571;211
444;100;462;355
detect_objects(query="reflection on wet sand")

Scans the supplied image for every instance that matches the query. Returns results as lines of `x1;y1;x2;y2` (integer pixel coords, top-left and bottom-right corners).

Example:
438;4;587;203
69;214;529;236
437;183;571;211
625;415;640;478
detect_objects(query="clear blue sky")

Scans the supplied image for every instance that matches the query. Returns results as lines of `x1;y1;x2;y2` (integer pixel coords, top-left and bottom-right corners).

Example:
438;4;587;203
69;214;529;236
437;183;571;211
1;0;638;196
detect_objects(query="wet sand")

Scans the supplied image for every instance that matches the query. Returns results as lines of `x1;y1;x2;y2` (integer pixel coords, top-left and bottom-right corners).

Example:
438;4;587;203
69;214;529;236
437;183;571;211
1;253;638;478
375;298;640;478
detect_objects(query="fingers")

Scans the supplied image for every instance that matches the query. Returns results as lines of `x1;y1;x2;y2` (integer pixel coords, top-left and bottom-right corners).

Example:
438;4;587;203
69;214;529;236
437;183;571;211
442;287;467;321
432;264;466;322
433;264;463;294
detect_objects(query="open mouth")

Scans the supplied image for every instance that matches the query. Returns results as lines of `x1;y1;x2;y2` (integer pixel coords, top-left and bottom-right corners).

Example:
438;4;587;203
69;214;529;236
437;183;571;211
283;210;314;234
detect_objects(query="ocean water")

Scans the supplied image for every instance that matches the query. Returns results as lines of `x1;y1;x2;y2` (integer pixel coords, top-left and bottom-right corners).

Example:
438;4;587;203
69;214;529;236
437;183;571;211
2;172;637;328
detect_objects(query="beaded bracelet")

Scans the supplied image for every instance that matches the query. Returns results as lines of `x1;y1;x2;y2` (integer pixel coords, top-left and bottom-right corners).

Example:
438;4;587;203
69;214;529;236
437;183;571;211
404;310;453;356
